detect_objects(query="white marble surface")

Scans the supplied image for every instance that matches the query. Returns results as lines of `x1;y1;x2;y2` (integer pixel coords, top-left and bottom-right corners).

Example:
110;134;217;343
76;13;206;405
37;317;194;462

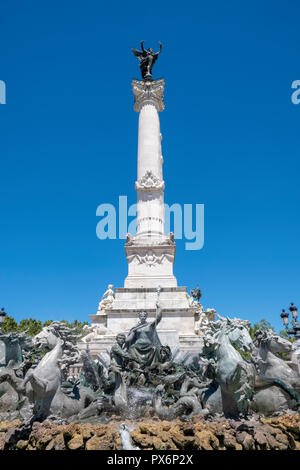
106;310;195;336
111;286;190;310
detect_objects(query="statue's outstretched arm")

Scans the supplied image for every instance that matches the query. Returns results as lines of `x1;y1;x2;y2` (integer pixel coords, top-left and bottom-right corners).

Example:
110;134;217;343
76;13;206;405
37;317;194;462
154;42;162;59
140;40;146;53
155;302;162;326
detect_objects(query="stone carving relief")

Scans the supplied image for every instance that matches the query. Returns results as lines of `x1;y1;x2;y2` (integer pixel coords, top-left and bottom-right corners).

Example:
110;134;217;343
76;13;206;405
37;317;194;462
186;289;216;336
157;232;175;246
186;291;201;308
135;170;165;191
81;324;111;342
206;308;216;322
194;307;217;336
127;251;174;267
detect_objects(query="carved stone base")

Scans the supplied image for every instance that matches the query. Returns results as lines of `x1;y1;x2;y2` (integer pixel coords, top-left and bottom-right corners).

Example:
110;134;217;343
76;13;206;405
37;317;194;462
125;243;177;288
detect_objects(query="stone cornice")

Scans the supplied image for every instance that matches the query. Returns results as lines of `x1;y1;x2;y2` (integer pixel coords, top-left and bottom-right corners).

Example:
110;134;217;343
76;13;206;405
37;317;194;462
104;308;196;315
114;287;187;293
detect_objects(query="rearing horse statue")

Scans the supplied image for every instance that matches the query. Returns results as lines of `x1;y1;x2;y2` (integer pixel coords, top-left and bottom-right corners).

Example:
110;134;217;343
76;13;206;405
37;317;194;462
201;316;255;418
21;325;63;417
21;322;94;419
201;318;300;418
251;329;300;415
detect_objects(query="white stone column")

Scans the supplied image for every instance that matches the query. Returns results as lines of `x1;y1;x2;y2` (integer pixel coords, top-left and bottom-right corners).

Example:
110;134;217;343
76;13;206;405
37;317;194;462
133;79;165;240
124;79;177;288
137;104;163;181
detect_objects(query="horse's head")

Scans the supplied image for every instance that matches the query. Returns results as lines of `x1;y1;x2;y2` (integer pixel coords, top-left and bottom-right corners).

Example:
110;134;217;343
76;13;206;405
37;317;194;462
32;326;59;350
255;329;292;355
219;317;253;353
269;334;292;355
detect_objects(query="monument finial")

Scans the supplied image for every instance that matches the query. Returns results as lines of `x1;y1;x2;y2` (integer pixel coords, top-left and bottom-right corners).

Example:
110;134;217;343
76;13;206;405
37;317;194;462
132;41;162;81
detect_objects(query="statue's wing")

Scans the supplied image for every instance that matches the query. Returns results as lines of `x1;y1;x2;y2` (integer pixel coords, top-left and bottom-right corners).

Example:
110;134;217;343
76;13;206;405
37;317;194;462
132;48;143;59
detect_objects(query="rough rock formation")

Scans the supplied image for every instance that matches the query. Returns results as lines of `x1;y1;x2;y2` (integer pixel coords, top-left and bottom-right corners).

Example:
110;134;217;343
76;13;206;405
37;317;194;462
1;414;300;450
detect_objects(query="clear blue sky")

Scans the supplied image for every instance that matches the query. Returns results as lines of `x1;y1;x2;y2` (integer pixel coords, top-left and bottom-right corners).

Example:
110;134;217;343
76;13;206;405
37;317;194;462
0;0;300;332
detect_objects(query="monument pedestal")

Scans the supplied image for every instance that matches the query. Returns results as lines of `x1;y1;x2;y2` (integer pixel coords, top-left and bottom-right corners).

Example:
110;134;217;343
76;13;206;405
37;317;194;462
81;286;203;359
124;242;177;289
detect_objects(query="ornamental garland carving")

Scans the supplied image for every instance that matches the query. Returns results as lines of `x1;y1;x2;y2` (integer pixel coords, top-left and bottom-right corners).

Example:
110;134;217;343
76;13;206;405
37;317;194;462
127;250;174;267
135;170;165;191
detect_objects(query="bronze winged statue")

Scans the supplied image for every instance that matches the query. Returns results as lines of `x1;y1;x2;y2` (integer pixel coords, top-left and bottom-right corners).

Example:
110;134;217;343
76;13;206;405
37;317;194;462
132;40;162;81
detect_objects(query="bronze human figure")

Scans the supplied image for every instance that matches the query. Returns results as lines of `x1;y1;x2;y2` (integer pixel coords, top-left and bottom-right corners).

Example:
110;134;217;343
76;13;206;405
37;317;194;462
132;41;162;80
110;333;132;369
124;301;162;367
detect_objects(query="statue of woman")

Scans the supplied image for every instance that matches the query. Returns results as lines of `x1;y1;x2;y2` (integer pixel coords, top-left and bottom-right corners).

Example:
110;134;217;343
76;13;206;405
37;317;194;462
132;41;162;80
125;302;162;367
97;284;115;313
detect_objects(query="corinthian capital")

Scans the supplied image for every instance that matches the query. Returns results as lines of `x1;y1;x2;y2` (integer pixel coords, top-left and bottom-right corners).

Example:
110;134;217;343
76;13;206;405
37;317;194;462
131;79;165;112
